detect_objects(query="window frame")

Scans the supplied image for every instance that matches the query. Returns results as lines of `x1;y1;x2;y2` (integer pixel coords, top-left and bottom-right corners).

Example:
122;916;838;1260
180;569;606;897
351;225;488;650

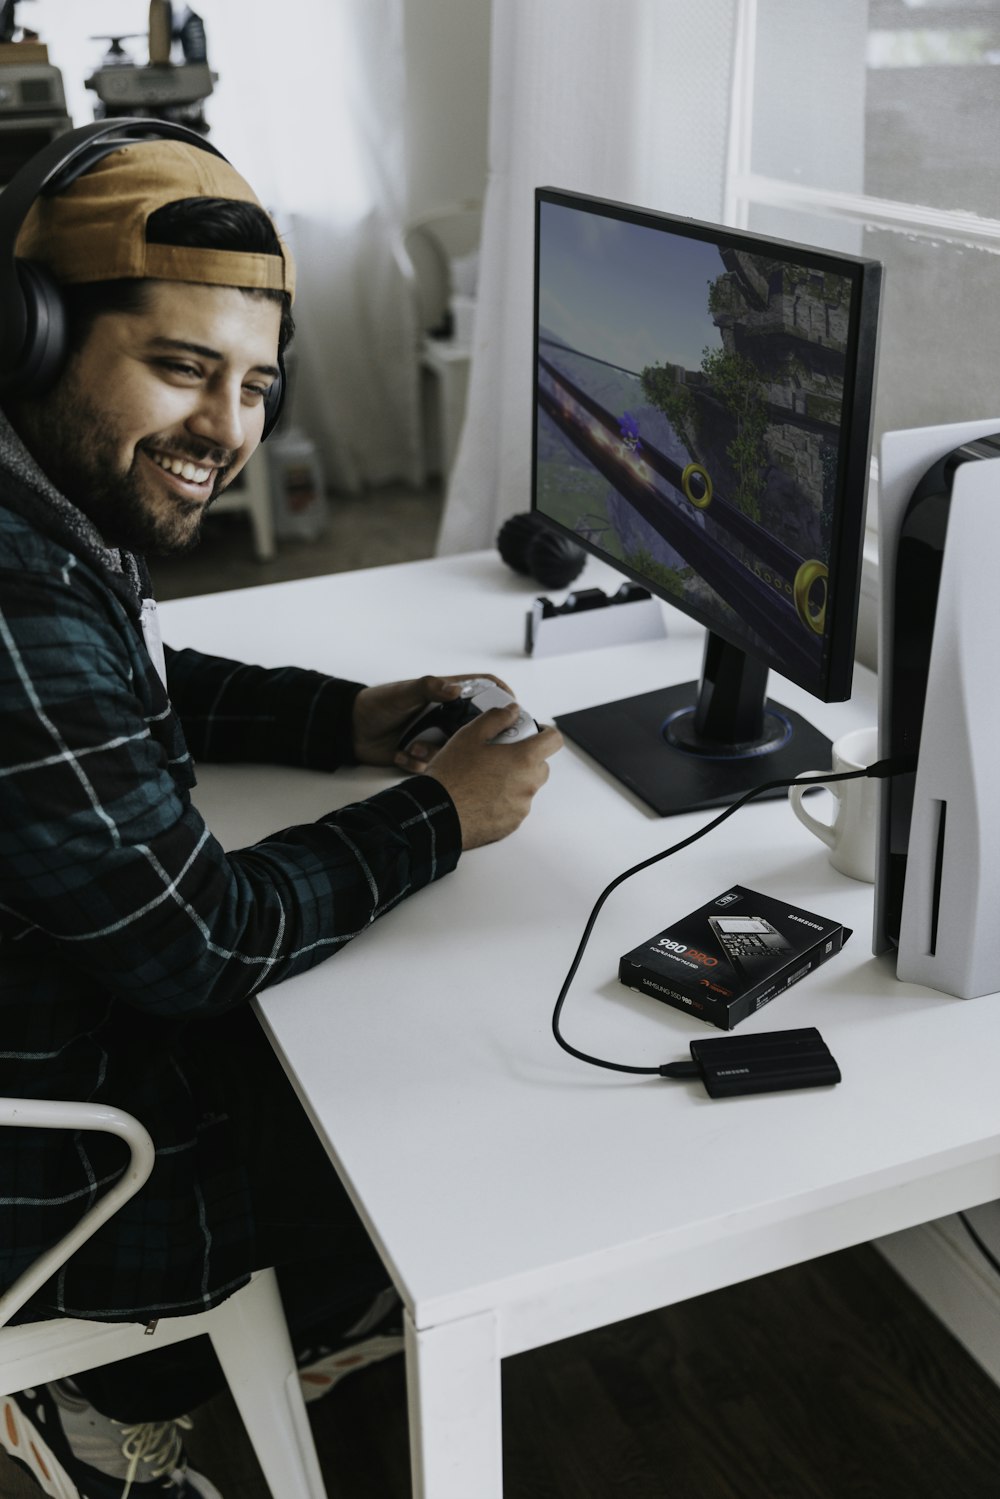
722;0;1000;667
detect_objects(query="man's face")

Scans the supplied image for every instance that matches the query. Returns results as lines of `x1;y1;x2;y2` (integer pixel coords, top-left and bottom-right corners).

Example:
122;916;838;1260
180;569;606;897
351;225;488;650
14;280;283;555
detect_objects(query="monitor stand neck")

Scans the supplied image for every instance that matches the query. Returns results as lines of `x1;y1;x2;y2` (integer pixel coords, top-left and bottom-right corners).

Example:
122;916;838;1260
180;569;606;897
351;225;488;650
555;630;834;816
664;633;793;758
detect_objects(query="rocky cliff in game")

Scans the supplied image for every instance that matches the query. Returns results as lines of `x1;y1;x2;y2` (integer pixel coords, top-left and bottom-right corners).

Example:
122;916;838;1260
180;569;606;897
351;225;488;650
641;250;851;559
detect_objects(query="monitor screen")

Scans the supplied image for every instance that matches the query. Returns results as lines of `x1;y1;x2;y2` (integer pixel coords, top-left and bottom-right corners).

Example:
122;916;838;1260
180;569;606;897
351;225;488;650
532;188;882;815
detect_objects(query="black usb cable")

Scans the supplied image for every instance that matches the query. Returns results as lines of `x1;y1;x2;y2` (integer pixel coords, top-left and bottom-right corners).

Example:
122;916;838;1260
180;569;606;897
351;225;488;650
552;756;915;1079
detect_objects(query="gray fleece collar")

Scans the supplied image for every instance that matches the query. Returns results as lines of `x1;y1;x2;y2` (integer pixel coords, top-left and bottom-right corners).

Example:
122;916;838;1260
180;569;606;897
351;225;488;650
0;404;143;601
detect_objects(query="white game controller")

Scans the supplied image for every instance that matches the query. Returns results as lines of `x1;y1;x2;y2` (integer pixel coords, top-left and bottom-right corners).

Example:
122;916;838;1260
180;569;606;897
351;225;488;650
398;677;539;752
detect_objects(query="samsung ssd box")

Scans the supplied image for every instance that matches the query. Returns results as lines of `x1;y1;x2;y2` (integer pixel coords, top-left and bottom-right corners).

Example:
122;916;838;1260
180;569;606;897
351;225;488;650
619;885;851;1031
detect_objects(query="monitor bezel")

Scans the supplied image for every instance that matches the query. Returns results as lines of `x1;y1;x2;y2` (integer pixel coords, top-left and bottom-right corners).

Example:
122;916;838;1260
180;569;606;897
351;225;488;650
531;186;883;704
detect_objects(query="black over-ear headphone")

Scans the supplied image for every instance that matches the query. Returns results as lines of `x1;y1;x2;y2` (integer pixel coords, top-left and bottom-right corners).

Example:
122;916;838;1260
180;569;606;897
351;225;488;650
0;117;286;438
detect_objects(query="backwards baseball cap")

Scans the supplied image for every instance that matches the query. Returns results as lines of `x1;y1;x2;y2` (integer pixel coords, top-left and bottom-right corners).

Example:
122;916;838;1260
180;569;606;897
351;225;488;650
15;139;295;302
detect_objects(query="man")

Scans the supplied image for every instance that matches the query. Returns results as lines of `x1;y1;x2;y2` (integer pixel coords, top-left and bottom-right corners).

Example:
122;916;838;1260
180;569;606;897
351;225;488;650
0;129;561;1497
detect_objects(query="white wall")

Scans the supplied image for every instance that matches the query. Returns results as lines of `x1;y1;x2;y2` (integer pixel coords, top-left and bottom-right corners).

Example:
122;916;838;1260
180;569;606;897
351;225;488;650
27;0;491;227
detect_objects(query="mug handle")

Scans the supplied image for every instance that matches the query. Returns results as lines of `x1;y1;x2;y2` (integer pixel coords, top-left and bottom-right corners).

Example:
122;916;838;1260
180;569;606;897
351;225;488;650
789;775;840;849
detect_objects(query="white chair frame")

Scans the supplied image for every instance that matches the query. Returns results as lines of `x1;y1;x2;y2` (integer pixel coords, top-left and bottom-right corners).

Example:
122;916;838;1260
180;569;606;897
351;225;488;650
0;1098;328;1498
211;447;276;561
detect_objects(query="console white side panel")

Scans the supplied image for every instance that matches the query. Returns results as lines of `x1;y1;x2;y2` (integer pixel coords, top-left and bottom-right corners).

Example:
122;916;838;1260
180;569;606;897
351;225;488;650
895;458;1000;997
874;419;1000;961
873;424;1000;1387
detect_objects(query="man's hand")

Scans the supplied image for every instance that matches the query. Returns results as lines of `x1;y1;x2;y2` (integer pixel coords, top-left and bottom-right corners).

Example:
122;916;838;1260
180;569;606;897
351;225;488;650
424;704;563;849
351;674;512;770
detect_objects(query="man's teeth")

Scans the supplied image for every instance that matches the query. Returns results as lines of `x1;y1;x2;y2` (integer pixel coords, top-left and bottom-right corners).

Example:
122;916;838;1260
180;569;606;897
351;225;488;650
150;452;212;483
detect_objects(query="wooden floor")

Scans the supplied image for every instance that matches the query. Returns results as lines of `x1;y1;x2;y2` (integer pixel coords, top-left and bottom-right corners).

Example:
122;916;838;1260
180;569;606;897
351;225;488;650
7;494;1000;1496
6;1243;999;1498
194;1242;1000;1498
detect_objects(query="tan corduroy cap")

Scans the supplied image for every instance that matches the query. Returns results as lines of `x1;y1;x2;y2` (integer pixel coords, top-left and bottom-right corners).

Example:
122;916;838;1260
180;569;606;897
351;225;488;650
16;139;295;301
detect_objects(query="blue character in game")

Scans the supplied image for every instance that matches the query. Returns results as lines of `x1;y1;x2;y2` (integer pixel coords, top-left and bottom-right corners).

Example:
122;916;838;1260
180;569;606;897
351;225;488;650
619;411;641;452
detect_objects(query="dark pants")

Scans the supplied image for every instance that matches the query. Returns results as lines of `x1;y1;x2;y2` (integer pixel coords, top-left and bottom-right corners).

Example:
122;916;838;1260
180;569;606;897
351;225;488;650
70;1012;392;1424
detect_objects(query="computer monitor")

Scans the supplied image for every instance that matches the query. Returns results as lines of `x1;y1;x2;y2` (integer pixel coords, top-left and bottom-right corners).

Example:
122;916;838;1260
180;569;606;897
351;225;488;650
532;188;882;816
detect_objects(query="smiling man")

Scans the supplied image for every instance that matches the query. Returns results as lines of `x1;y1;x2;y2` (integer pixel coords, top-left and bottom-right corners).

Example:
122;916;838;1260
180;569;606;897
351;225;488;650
0;129;561;1498
9;150;290;558
12;279;279;554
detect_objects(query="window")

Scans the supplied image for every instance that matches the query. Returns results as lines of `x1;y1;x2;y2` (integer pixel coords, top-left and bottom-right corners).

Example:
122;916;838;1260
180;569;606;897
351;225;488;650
726;0;1000;482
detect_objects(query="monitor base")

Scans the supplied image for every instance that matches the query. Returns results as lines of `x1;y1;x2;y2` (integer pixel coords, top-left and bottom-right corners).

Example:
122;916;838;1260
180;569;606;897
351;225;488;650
556;684;832;817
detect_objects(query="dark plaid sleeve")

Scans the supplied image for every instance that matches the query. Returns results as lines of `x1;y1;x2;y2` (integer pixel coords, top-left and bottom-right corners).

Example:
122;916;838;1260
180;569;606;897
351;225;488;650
164;643;365;769
0;575;462;1020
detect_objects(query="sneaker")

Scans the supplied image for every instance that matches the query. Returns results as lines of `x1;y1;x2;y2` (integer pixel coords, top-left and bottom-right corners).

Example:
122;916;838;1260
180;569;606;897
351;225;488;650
297;1285;404;1402
0;1380;222;1499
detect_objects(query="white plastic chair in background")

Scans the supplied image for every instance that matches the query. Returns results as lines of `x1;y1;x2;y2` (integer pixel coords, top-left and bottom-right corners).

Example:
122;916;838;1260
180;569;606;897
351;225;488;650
0;1098;328;1499
210;447;277;561
401;204;481;338
400;204;481;483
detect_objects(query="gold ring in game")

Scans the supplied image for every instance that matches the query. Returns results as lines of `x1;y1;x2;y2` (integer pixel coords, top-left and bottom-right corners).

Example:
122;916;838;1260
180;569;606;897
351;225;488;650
793;559;828;634
681;463;713;508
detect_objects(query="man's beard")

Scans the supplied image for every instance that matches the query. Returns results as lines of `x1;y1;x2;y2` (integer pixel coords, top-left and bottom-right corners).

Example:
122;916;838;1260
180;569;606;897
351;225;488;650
12;378;235;557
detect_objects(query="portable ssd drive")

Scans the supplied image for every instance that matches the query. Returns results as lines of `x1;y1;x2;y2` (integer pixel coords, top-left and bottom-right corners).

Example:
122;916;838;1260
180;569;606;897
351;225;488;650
688;1027;842;1097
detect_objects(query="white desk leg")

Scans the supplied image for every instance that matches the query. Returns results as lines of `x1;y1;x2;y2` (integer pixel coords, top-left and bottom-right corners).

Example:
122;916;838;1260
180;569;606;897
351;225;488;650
405;1306;502;1499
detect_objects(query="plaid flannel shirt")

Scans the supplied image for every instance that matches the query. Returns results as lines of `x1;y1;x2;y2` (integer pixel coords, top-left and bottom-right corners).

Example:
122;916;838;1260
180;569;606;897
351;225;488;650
0;469;461;1321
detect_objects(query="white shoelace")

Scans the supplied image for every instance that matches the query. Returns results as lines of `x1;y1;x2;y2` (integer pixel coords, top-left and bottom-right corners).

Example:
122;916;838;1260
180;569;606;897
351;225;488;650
115;1413;193;1498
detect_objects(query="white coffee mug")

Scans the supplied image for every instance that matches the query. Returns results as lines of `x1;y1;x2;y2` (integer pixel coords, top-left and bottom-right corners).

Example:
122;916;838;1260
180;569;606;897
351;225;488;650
788;725;879;883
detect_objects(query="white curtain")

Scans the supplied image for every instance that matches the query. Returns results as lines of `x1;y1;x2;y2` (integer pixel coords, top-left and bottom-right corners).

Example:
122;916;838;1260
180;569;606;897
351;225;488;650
436;0;741;554
33;0;421;493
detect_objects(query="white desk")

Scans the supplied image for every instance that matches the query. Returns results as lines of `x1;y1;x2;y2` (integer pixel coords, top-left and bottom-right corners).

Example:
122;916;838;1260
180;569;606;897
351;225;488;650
160;553;1000;1498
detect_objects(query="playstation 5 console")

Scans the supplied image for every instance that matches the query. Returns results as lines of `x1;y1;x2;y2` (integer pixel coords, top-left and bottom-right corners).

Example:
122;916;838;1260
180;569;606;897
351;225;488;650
874;419;1000;999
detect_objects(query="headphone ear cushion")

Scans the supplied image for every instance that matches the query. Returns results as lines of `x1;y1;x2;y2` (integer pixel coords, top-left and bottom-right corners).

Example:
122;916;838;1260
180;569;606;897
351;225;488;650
261;354;285;441
7;260;67;398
